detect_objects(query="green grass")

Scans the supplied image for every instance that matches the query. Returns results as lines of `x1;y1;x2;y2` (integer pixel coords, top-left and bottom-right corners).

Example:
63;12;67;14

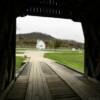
16;52;24;54
16;47;36;51
44;51;84;73
16;56;25;70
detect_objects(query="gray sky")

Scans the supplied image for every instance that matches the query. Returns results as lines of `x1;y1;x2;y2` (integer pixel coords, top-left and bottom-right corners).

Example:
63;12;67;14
16;16;84;43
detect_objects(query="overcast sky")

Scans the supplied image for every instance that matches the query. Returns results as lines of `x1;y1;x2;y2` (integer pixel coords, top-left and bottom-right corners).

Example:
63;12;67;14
16;16;84;43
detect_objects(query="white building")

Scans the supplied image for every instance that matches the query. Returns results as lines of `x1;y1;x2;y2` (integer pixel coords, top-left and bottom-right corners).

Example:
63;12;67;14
36;40;46;50
72;48;76;51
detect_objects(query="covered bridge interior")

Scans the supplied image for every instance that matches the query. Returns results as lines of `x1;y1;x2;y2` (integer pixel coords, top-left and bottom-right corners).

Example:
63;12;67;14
0;0;100;98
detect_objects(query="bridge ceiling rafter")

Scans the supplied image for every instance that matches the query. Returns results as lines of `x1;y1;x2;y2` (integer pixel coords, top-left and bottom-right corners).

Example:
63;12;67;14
15;0;100;21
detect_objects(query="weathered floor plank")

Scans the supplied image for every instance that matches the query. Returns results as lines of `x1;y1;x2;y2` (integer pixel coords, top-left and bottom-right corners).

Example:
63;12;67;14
5;62;31;100
44;59;100;100
25;61;52;100
40;62;81;100
5;51;100;100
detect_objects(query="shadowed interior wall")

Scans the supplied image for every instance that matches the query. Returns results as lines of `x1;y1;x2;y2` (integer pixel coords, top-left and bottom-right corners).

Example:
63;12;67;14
82;19;100;80
0;1;16;94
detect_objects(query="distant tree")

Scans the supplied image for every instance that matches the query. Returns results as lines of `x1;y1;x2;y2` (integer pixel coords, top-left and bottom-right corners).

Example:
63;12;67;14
53;39;62;49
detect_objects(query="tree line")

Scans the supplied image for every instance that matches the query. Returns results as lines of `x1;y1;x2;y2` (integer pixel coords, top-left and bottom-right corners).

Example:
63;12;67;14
16;32;84;49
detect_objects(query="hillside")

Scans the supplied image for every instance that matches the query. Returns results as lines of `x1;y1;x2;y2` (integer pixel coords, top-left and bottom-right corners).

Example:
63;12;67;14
16;32;84;49
16;32;55;41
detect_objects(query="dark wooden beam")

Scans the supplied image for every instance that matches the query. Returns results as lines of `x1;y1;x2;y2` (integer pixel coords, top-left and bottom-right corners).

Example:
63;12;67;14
0;0;16;94
82;19;100;81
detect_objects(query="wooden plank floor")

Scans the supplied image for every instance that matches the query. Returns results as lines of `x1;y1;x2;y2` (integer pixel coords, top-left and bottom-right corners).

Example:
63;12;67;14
5;56;100;100
25;61;52;100
40;62;81;100
44;59;100;100
25;60;81;100
5;63;31;100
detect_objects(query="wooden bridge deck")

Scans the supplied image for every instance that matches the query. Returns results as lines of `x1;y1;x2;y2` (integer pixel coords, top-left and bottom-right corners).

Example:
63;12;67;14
44;60;100;100
5;63;31;100
5;53;100;100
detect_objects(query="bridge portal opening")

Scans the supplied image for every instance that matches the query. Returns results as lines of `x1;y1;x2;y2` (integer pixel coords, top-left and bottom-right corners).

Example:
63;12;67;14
16;15;84;73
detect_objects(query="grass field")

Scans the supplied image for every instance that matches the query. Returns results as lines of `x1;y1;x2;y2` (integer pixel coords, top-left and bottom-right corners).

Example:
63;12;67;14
16;52;25;54
44;51;84;73
16;56;25;70
16;47;36;51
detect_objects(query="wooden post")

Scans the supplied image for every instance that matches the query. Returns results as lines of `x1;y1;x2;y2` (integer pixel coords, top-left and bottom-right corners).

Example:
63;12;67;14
82;20;100;81
0;1;16;94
